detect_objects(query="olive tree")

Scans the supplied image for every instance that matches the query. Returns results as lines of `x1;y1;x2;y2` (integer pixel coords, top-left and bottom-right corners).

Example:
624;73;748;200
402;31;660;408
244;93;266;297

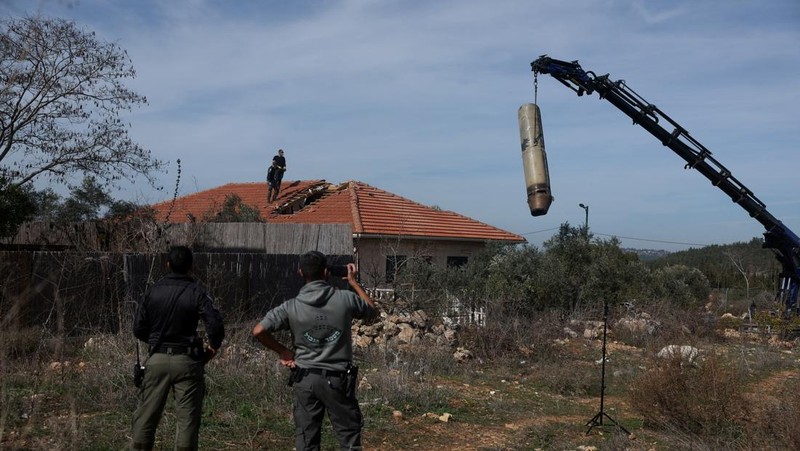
210;194;263;223
539;223;594;312
0;175;35;236
0;16;162;189
651;264;711;307
538;223;650;315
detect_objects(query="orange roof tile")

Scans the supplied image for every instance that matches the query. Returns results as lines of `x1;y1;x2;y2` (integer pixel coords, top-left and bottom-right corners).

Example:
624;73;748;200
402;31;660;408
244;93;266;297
149;180;326;223
149;180;525;243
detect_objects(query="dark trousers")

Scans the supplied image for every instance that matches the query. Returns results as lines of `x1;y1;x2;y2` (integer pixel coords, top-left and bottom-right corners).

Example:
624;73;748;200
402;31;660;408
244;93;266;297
268;172;284;202
293;372;363;451
131;353;205;450
268;182;280;202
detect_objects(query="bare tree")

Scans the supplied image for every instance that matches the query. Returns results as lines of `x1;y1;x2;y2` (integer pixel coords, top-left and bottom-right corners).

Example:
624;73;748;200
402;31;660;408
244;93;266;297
0;15;162;189
724;251;750;300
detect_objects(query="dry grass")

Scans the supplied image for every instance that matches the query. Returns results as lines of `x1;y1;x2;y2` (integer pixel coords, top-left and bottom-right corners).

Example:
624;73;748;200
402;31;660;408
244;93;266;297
2;301;800;450
629;353;749;439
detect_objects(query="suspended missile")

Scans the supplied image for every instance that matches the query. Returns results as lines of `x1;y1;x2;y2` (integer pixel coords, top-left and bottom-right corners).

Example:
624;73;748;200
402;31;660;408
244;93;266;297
518;103;553;216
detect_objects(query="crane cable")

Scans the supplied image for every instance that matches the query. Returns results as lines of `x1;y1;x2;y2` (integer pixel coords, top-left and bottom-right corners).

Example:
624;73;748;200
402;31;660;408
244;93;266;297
533;71;539;105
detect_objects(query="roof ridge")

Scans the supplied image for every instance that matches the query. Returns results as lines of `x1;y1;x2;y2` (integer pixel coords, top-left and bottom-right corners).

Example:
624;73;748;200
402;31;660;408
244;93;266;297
348;181;364;233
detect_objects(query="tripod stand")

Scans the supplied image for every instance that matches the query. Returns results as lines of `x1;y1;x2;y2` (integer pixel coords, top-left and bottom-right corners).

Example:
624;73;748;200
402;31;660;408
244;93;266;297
586;299;630;435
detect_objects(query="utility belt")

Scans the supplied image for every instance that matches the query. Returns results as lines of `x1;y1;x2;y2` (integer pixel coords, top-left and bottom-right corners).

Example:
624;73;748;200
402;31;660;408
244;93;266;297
288;364;359;398
297;367;347;378
150;344;202;357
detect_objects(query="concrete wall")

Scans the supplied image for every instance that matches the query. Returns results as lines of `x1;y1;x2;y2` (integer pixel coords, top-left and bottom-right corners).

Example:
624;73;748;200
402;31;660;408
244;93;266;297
354;236;488;288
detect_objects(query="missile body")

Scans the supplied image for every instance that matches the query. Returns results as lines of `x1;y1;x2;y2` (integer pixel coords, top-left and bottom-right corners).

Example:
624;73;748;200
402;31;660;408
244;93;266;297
518;103;553;216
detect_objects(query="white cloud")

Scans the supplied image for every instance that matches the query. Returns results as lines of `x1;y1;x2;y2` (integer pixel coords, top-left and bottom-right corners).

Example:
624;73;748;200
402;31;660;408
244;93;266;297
4;0;800;250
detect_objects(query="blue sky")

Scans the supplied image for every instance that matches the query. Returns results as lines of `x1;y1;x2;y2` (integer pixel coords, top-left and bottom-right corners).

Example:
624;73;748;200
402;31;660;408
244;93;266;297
3;0;799;251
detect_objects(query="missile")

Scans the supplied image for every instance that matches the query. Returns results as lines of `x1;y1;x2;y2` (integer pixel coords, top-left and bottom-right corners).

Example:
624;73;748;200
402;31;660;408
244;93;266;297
518;103;553;216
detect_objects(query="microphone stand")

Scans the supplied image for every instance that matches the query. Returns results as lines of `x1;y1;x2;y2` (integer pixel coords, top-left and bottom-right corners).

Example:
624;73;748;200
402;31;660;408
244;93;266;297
586;299;629;436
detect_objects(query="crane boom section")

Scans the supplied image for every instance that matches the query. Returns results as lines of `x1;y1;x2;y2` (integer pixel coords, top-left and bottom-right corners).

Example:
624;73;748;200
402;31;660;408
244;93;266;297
531;55;800;313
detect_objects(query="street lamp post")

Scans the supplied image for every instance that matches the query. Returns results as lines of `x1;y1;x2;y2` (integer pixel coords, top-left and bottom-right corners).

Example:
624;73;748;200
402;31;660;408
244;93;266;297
579;203;589;231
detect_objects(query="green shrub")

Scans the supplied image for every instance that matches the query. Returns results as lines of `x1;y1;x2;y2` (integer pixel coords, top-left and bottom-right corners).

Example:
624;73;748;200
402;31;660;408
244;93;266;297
717;314;742;331
651;265;711;308
750;311;800;337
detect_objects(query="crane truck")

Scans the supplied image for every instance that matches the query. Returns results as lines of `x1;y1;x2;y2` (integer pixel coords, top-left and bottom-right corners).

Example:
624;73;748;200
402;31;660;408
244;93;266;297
529;55;800;315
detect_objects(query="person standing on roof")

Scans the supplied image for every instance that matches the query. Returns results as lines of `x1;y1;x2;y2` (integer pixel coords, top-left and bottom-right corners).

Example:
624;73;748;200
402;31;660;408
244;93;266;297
252;251;377;450
267;148;287;203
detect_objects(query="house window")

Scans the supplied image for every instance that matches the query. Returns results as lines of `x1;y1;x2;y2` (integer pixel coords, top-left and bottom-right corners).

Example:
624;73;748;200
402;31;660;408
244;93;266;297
447;256;469;268
385;255;407;283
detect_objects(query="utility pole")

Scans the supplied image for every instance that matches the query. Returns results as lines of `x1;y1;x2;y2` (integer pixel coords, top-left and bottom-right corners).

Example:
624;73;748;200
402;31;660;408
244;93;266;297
579;203;589;231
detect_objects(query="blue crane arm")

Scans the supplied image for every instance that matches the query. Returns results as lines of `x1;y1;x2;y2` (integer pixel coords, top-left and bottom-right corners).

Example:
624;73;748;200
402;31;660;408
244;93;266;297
531;55;800;314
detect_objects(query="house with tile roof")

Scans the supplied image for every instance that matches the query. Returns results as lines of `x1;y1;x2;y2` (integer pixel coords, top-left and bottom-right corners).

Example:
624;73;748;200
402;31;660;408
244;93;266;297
149;180;525;288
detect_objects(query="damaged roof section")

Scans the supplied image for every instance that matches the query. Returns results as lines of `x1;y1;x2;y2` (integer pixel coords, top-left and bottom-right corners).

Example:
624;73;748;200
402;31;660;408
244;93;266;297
149;180;326;223
149;180;525;243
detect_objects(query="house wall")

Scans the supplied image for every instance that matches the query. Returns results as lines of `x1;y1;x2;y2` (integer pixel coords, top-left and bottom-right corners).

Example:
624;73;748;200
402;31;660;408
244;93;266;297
354;236;488;288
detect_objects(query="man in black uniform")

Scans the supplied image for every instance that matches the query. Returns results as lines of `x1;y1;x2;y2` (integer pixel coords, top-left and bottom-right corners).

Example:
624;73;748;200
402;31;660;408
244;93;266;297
267;148;287;203
131;246;225;450
253;251;377;450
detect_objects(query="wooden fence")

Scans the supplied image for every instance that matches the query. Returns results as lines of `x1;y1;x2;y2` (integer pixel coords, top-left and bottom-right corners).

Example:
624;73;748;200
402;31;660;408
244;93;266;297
0;251;354;336
3;222;354;256
0;222;355;335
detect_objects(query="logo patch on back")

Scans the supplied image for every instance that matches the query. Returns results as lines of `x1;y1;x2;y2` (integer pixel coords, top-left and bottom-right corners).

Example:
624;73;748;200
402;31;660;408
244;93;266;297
302;325;341;345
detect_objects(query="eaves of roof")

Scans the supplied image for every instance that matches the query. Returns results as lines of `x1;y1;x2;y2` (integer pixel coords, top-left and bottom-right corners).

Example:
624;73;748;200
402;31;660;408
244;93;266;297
147;180;525;244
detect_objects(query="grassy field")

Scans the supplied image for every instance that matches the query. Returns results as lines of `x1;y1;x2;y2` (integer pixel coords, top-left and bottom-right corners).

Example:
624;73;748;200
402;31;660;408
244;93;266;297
2;308;800;450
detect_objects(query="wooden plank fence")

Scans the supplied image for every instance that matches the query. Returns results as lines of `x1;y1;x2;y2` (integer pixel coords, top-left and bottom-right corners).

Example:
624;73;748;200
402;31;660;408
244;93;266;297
0;223;355;335
165;223;354;255
2;222;354;256
1;251;354;336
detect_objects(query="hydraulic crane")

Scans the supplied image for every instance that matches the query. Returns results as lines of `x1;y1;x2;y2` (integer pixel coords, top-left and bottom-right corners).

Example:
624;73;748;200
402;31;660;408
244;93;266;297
530;55;800;315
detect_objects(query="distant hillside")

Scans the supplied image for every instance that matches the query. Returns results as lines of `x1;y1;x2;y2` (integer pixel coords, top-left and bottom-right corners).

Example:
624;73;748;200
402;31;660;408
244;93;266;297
624;248;672;261
649;238;777;268
644;237;780;292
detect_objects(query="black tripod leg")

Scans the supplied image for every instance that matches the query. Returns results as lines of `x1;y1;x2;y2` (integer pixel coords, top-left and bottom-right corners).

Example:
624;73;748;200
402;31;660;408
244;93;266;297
586;411;629;435
585;411;603;434
585;300;631;436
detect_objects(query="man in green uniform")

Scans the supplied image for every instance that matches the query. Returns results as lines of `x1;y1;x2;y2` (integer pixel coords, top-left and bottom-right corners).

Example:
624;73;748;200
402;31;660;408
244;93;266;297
131;246;225;450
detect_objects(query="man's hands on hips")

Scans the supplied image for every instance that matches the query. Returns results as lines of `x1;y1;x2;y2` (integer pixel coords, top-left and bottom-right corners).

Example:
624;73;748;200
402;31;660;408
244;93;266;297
279;349;296;368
